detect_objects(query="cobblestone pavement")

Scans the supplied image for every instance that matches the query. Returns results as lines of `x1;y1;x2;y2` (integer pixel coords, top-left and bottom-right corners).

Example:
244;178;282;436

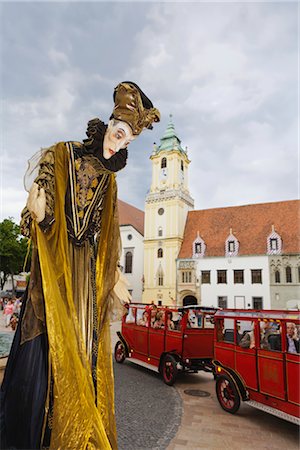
111;321;182;450
1;320;299;450
167;371;299;450
114;361;182;450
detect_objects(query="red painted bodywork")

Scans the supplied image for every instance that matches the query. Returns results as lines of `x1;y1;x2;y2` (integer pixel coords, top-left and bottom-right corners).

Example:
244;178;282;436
214;309;300;419
120;304;217;371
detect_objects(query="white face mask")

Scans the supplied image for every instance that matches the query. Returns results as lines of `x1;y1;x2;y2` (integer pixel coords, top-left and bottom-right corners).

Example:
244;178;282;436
103;120;135;159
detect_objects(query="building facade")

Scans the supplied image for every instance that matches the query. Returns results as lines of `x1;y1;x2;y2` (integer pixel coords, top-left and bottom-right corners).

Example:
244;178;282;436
118;199;144;302
177;201;300;309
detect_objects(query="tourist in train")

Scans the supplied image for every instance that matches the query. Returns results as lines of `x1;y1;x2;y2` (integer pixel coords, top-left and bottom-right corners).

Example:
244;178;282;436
260;321;273;350
150;304;158;327
154;310;165;329
138;310;149;327
166;311;175;330
286;322;299;353
239;323;255;349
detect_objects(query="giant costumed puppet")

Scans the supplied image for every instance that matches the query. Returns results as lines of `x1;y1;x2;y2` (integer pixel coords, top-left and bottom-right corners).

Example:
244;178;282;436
0;82;160;450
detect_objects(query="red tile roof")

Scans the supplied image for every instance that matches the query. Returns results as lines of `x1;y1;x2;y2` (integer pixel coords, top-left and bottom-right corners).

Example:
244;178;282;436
118;199;144;236
179;200;300;258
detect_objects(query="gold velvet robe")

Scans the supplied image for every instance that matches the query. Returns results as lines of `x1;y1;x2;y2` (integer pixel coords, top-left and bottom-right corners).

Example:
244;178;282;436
20;142;121;449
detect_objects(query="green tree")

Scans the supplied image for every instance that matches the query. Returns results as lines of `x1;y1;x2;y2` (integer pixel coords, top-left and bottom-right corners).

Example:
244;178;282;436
0;218;29;291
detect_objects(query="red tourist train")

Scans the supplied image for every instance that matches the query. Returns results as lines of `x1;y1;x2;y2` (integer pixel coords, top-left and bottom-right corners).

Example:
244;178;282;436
114;303;300;425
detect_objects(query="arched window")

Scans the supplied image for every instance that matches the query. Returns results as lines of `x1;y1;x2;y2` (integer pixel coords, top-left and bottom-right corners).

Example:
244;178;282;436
157;248;163;258
275;270;280;283
286;266;292;283
161;157;167;168
158;227;163;237
158;273;164;286
125;251;133;273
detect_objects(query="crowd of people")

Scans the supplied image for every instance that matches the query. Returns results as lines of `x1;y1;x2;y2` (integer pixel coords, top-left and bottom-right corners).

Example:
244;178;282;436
0;296;22;330
239;320;300;353
131;304;180;330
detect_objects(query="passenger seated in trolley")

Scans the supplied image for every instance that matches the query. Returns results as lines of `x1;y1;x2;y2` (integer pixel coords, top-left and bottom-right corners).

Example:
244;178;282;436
239;322;255;349
150;304;158;327
270;322;300;353
138;310;149;327
166;311;175;330
153;310;165;329
286;322;300;353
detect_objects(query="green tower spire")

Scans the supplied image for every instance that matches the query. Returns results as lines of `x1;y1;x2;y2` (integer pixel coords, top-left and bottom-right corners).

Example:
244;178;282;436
157;114;186;153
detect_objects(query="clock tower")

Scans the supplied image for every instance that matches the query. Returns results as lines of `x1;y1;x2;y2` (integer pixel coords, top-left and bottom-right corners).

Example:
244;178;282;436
142;115;194;305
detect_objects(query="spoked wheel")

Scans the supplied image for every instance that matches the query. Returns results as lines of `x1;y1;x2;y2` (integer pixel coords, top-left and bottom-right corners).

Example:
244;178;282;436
162;354;178;386
216;375;240;414
114;340;126;364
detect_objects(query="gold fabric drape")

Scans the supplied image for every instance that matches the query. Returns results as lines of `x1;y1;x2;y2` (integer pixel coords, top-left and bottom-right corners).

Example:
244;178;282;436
36;143;119;449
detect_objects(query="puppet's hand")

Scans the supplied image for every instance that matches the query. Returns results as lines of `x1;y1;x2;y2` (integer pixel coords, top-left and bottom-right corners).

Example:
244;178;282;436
26;182;46;223
113;268;132;305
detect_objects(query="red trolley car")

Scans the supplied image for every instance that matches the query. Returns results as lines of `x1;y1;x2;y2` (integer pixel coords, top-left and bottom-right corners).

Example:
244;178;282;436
114;303;218;385
213;309;300;425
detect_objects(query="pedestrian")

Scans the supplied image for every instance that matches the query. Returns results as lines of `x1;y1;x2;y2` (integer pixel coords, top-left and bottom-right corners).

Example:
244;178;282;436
0;81;160;450
3;300;14;328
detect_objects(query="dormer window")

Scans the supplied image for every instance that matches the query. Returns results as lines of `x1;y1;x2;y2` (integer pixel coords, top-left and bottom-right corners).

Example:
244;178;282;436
225;231;239;257
161;157;167;169
228;241;235;253
192;233;206;258
270;238;278;251
267;227;282;255
195;243;201;254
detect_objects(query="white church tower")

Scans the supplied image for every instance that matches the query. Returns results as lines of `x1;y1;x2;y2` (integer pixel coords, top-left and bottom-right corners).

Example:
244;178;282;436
142;115;194;305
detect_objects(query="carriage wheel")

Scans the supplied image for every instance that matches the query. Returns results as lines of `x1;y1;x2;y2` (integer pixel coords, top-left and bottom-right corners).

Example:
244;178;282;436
216;375;240;414
114;341;126;364
162;354;178;386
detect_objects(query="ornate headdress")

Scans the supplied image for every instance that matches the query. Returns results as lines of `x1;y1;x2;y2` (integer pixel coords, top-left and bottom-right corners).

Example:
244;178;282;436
112;82;160;135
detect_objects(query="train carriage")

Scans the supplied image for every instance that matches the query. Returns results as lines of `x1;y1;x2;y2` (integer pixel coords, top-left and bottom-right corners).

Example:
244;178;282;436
114;303;218;385
213;309;300;425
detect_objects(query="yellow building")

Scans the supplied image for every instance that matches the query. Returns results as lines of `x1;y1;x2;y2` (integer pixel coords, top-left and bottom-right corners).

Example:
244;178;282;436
142;116;194;305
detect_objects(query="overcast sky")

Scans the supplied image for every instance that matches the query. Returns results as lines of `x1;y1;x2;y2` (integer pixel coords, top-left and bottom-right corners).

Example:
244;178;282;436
0;1;298;223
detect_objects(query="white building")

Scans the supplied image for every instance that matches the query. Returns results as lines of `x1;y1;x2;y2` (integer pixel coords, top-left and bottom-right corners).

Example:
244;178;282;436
177;201;300;309
118;199;144;302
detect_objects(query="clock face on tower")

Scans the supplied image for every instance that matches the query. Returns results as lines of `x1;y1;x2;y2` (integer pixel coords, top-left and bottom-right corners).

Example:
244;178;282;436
160;168;168;181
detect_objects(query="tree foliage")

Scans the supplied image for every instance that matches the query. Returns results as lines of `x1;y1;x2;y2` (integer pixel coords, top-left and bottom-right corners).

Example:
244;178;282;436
0;218;29;291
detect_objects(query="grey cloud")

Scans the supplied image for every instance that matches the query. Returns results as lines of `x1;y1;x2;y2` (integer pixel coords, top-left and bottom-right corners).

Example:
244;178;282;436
1;2;297;221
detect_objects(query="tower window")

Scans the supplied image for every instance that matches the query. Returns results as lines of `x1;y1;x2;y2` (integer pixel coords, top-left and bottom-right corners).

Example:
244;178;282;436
158;208;164;216
158;227;163;237
158;248;163;258
125;251;133;273
158;274;164;286
161;157;167;169
181;161;184;171
275;270;280;283
286;266;292;283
